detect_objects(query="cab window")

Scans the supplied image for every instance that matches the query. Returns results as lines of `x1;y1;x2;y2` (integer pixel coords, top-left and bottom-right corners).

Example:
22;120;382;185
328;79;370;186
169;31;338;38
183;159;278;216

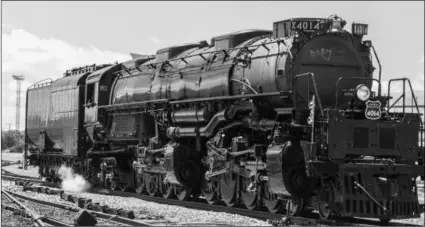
86;83;95;105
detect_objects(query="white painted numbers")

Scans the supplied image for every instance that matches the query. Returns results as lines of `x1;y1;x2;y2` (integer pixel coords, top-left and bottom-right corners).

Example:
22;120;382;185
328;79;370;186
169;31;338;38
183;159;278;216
275;19;322;38
291;21;320;31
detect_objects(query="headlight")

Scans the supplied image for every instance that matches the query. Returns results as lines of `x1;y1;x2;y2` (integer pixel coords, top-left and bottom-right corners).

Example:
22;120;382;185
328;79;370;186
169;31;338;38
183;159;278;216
356;84;371;101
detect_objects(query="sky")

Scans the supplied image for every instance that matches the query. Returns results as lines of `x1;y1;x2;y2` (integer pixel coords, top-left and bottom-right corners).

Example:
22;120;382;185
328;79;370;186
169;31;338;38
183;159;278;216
1;1;424;130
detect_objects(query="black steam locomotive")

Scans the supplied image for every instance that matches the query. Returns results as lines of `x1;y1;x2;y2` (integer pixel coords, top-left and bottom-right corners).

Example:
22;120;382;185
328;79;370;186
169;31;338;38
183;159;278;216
25;15;424;223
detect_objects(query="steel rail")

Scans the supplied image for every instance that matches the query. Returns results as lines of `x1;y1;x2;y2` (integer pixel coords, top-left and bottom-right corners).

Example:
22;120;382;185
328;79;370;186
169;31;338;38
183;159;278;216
42;217;72;227
1;204;71;227
4;190;154;226
2;190;47;226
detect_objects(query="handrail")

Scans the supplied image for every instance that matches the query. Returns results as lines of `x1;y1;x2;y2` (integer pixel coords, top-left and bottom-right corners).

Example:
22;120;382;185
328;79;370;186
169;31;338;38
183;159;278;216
387;78;424;158
27;78;53;90
387;78;422;120
113;37;291;77
334;77;380;108
371;45;382;96
230;78;258;94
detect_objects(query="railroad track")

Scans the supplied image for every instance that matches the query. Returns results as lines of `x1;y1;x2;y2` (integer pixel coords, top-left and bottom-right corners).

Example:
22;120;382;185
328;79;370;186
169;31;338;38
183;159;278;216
2;189;157;226
2;190;71;226
2;173;423;226
1;160;21;167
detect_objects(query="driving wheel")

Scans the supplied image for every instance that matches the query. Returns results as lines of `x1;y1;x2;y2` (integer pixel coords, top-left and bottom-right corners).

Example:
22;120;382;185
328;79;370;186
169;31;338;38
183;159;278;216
240;177;259;210
219;172;237;207
263;185;285;213
174;185;191;201
160;180;174;199
135;174;145;194
201;179;220;205
146;174;159;196
286;198;304;216
317;183;335;220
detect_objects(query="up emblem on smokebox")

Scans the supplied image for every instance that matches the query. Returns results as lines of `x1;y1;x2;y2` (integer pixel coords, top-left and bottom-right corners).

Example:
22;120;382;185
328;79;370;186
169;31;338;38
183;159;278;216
365;100;382;120
310;48;332;61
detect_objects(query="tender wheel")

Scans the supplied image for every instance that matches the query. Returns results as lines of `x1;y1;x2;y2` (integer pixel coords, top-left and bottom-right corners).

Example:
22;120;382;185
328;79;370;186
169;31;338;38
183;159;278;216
174;185;191;201
135;174;145;194
286;198;304;216
240;177;259;210
201;179;220;205
219;172;237;207
160;180;174;199
146;174;159;196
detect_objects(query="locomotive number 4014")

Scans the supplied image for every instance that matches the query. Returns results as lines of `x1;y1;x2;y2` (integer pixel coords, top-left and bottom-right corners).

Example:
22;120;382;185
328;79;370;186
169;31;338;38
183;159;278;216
291;20;321;31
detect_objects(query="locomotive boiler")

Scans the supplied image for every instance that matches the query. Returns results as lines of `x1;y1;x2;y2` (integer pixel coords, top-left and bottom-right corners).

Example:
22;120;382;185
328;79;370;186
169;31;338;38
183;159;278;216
25;15;424;224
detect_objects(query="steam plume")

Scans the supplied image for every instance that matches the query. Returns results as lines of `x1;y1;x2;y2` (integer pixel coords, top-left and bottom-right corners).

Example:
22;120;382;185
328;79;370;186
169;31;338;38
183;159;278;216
58;165;91;192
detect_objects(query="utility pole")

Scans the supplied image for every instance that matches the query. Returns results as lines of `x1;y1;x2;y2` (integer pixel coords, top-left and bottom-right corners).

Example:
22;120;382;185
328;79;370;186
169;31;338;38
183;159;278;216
12;75;25;131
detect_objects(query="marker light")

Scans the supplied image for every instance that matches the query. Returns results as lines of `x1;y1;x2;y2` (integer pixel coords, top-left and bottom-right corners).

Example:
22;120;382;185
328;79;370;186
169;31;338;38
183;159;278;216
356;84;371;101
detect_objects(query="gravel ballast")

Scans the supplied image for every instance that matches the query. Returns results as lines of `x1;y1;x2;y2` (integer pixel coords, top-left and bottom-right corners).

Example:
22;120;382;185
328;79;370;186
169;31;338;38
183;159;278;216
2;180;270;226
2;169;424;226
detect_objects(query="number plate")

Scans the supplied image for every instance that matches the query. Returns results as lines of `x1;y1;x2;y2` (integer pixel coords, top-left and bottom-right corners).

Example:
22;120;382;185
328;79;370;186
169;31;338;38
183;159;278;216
290;20;321;31
274;18;325;38
365;100;382;120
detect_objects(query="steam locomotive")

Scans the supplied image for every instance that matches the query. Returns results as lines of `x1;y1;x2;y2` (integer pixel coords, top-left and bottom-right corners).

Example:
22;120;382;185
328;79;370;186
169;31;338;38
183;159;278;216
25;15;424;223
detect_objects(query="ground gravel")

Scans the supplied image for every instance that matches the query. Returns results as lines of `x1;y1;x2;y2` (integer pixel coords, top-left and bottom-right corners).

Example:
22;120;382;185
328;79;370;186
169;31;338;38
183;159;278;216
3;180;269;226
393;213;425;226
64;191;270;226
2;159;424;226
2;191;34;226
1;209;34;226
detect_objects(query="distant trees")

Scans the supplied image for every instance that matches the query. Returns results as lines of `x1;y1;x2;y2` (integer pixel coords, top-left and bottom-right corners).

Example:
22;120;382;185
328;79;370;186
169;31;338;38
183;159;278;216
1;130;24;151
